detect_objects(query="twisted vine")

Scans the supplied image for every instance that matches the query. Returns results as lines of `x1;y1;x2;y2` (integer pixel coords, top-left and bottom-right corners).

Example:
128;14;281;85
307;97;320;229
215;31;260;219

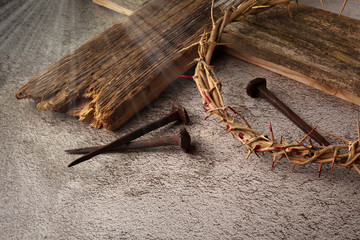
191;0;359;176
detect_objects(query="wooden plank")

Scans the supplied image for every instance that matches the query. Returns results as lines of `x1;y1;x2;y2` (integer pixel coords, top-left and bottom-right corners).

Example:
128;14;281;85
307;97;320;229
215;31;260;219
96;1;360;105
225;50;360;105
15;0;232;130
220;3;360;104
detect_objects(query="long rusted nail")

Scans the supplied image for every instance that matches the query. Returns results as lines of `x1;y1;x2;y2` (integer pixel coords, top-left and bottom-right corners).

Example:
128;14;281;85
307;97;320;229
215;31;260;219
68;104;189;167
66;127;191;154
246;78;330;146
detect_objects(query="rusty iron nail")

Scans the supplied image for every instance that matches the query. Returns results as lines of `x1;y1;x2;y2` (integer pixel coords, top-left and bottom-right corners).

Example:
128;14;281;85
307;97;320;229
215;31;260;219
66;127;191;154
68;104;189;167
246;78;330;146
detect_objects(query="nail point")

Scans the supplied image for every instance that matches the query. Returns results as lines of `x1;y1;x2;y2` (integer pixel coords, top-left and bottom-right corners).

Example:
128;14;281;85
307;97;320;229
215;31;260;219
179;127;191;152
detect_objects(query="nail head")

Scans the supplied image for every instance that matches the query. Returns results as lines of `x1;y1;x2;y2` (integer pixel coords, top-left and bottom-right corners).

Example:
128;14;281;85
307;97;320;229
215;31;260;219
246;78;267;98
171;104;190;124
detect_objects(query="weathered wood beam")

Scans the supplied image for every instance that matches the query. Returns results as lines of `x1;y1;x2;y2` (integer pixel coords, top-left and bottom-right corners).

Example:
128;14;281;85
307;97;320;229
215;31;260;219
16;1;360;130
16;0;233;130
220;3;360;105
95;1;360;105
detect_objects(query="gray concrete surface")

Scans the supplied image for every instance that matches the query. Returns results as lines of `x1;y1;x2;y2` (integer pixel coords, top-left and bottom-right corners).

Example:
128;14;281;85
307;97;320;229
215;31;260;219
1;0;359;239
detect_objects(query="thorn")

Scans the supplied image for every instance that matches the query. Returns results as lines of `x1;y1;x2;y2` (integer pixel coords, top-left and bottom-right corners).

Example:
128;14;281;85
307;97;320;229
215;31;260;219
331;149;338;171
318;164;322;178
210;0;215;26
204;114;211;120
246;145;260;158
178;75;194;79
339;0;348;16
269;122;274;142
246;150;251;159
298;142;316;154
353;164;360;174
284;150;290;162
357;113;360;143
299;125;318;144
270;156;276;170
319;128;350;144
271;161;275;171
228;106;251;128
246;150;252;159
227;106;237;114
280;136;289;145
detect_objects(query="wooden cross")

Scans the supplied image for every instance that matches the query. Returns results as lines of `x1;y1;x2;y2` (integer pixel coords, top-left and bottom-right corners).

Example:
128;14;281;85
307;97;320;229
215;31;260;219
15;0;360;130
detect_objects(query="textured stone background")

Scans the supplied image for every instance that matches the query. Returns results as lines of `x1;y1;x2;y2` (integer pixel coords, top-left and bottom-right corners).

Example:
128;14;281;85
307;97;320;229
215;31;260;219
1;0;359;239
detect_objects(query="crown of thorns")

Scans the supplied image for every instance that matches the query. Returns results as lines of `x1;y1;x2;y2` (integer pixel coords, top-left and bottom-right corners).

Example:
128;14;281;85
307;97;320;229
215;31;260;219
187;0;358;177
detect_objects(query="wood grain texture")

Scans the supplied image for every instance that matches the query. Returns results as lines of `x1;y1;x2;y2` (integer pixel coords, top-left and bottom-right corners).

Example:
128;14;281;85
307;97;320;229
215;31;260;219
220;3;360;103
225;50;360;106
16;1;360;130
96;1;360;105
16;0;229;130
